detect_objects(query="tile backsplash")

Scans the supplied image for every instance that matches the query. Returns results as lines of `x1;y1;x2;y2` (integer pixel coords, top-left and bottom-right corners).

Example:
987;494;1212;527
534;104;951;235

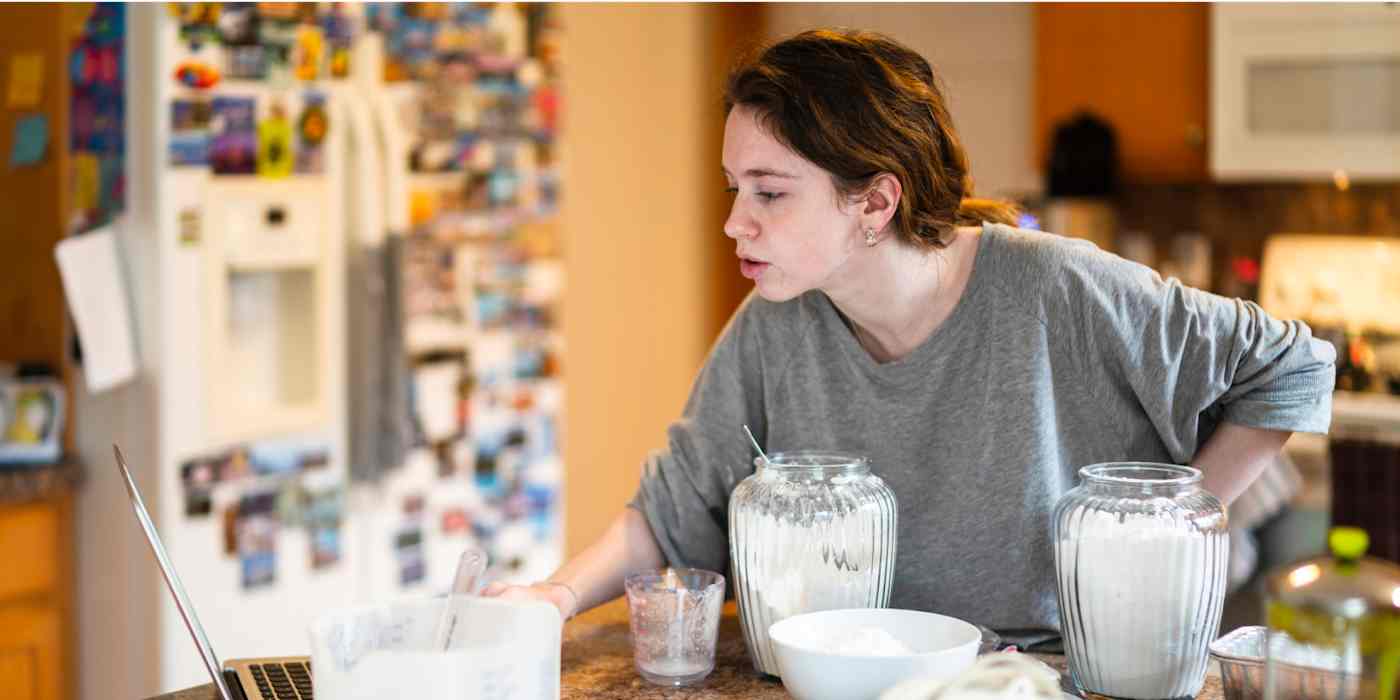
1111;182;1400;295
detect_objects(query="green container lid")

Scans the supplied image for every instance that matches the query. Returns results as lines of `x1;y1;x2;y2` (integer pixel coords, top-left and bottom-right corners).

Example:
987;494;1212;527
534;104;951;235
1266;527;1400;621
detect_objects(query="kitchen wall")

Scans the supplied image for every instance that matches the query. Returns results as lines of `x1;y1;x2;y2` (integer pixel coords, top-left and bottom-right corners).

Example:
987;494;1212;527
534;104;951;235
764;3;1038;199
558;4;758;555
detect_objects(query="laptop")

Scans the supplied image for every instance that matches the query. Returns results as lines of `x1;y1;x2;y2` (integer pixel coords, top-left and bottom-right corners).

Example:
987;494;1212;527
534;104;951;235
115;445;315;700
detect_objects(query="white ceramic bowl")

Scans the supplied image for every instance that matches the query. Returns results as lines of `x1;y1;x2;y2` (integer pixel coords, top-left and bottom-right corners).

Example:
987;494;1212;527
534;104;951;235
768;608;981;700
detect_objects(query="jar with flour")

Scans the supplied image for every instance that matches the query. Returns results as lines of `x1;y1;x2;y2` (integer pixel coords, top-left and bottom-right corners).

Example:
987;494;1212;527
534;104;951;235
1053;463;1228;700
728;451;897;676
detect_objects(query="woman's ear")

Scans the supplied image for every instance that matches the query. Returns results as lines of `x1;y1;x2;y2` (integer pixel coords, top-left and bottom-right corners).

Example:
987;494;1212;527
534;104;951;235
862;172;902;234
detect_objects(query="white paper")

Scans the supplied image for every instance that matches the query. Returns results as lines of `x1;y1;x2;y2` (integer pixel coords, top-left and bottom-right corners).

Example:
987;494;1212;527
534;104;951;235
414;361;461;442
54;226;138;393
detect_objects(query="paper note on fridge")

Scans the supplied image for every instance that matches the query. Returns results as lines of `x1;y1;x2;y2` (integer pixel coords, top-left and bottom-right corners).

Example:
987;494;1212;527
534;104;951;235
54;225;139;393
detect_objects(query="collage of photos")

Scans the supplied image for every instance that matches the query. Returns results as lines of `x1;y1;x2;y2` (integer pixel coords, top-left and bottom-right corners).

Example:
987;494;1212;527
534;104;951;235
383;3;565;587
180;439;341;590
166;3;352;175
157;2;566;595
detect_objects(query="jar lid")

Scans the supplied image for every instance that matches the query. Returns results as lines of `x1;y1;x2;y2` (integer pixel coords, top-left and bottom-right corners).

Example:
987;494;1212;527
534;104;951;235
1265;527;1400;620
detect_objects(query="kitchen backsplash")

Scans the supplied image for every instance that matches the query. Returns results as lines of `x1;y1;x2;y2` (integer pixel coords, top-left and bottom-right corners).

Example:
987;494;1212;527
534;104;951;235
1111;182;1400;295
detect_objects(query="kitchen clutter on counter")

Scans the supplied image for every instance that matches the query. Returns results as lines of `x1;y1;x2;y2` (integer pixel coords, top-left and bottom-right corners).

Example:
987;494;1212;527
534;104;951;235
299;453;1330;700
309;595;561;699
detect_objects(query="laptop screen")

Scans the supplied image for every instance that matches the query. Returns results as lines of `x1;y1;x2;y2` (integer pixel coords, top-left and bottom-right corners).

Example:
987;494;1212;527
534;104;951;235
115;445;237;700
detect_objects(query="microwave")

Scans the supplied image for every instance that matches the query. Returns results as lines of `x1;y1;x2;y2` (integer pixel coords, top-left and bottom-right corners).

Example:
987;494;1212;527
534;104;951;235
1211;3;1400;181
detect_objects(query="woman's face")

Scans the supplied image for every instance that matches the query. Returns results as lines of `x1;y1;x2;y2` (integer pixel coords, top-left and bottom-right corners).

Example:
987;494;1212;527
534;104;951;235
722;106;864;302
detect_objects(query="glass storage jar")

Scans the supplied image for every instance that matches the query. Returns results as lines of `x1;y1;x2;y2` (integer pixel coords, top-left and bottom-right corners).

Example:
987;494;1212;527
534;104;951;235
728;451;897;676
1053;463;1229;700
1263;527;1400;700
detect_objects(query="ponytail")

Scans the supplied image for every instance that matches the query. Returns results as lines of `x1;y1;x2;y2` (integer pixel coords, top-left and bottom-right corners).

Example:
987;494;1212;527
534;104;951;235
955;197;1020;229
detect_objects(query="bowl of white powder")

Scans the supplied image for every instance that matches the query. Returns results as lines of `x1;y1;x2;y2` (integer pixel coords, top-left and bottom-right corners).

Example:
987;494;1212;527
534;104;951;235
768;608;980;700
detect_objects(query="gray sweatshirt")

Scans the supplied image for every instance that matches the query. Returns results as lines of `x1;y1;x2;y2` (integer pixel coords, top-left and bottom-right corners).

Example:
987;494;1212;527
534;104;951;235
630;223;1335;645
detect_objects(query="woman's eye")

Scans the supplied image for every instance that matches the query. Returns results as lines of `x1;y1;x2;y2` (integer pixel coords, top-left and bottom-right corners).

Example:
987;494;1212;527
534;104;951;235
723;187;782;203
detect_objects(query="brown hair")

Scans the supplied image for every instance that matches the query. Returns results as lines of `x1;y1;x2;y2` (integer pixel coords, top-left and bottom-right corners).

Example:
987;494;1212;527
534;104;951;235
724;28;1019;249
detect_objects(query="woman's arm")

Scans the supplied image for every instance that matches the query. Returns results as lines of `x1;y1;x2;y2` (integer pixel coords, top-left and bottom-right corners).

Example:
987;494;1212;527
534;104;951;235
1060;241;1335;468
483;506;665;619
1191;422;1293;505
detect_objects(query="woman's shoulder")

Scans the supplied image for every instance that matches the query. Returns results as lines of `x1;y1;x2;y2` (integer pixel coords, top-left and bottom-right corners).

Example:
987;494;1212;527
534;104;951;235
981;222;1156;295
982;223;1112;271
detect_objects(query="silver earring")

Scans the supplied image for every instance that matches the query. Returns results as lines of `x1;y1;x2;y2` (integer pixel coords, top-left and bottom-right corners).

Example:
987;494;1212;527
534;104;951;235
864;228;877;247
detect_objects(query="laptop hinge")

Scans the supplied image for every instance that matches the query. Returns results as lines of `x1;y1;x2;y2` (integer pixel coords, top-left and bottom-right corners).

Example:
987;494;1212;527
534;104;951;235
223;669;250;700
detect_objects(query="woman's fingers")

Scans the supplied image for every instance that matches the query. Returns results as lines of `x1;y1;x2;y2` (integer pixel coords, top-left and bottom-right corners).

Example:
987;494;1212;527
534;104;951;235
479;581;511;596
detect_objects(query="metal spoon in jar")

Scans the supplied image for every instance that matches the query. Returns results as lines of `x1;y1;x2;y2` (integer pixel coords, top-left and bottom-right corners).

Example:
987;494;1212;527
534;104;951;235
742;424;770;467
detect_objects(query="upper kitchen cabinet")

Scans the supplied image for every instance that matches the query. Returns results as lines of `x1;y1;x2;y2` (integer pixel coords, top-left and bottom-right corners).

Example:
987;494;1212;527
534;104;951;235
1212;3;1400;182
1034;3;1209;184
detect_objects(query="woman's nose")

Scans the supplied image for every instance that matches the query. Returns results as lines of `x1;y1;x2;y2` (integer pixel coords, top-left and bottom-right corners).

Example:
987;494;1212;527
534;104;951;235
723;203;755;240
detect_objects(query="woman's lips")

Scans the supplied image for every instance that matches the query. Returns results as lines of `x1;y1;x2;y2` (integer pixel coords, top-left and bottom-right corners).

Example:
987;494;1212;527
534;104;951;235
739;258;770;279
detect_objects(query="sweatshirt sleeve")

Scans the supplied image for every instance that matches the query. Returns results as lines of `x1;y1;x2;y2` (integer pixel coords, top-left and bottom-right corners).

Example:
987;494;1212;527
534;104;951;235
628;296;768;575
1065;245;1336;463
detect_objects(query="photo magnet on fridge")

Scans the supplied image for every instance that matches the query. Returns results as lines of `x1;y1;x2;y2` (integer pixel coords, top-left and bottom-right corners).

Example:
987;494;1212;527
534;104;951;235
169;99;212;166
217;3;259;46
294;93;327;174
255;103;294;178
209;96;256;174
309;524;340;569
237;489;279;590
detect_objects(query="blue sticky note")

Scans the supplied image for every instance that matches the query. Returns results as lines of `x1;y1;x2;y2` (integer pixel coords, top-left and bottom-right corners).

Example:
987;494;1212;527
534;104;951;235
10;113;49;167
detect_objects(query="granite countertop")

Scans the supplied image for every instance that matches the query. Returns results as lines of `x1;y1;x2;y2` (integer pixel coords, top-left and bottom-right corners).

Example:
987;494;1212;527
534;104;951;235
0;460;82;506
560;599;790;699
146;598;1226;700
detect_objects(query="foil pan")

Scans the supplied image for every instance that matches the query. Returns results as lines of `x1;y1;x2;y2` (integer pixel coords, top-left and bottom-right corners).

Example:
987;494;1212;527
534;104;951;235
1208;626;1360;700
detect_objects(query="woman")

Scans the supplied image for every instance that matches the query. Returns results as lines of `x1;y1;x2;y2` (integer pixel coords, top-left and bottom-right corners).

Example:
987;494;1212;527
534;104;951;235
484;29;1335;648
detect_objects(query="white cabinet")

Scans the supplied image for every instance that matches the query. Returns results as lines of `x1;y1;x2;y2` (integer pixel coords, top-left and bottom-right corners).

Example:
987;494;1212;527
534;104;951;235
1211;3;1400;181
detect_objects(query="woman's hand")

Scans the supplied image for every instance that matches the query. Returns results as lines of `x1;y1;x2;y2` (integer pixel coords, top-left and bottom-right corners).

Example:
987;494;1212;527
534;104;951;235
478;507;666;624
480;580;581;621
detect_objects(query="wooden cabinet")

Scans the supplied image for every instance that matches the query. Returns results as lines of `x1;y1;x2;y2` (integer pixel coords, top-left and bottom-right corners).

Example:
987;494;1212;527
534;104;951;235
0;495;73;700
0;604;63;700
0;7;86;695
1034;3;1209;183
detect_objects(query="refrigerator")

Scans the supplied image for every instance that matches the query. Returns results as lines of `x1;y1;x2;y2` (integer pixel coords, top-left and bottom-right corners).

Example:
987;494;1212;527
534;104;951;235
75;3;565;695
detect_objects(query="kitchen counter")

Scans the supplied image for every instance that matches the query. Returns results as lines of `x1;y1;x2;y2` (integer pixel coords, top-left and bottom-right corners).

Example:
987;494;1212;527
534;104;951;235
560;599;790;699
0;460;81;505
145;599;1226;699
